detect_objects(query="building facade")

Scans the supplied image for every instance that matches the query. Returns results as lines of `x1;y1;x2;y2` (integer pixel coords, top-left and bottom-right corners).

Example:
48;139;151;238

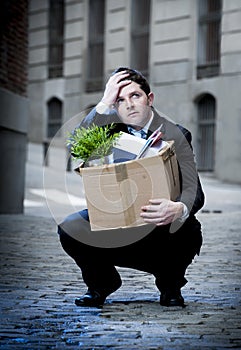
28;0;241;183
0;0;29;213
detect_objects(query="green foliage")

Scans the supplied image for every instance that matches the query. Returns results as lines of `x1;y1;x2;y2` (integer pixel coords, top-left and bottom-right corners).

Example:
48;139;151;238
67;123;121;162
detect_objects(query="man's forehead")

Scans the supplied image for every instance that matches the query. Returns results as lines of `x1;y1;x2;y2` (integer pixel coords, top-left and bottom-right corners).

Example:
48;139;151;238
118;81;143;97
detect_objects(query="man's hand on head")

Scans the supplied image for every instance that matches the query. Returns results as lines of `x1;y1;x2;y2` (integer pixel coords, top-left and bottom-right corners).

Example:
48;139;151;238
101;71;132;107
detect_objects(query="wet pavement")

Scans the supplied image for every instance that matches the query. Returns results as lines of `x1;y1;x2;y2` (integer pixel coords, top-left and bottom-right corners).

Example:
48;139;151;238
0;143;241;349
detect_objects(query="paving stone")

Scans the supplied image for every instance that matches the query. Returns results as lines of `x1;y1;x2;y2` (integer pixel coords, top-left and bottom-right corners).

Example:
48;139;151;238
1;146;241;349
0;212;241;349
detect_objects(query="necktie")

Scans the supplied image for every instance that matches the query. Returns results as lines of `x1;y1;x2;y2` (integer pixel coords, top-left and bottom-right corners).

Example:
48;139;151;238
128;127;146;139
140;130;146;139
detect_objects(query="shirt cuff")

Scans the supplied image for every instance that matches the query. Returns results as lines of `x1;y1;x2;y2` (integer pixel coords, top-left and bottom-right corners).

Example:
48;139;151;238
96;101;112;114
179;202;189;222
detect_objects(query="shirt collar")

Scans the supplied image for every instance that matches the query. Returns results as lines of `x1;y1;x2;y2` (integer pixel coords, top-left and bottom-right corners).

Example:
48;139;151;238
142;112;153;134
127;111;153;136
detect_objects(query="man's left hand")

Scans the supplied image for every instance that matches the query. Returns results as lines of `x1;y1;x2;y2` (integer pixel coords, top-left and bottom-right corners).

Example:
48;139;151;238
140;199;184;226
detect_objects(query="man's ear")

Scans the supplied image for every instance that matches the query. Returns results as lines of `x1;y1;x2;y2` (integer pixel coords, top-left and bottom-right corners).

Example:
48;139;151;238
147;92;154;106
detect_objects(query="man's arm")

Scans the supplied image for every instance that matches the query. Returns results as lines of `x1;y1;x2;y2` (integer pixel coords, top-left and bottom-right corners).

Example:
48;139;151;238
140;123;205;226
174;125;205;216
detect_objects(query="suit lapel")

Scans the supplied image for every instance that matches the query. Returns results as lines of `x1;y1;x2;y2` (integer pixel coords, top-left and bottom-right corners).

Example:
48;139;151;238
147;109;167;139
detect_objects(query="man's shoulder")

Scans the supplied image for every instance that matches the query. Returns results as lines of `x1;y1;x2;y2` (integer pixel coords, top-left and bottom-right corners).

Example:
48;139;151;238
174;124;192;145
176;123;191;139
152;109;192;142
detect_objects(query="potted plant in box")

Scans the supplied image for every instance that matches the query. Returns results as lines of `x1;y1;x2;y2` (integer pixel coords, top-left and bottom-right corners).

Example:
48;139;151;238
67;123;121;167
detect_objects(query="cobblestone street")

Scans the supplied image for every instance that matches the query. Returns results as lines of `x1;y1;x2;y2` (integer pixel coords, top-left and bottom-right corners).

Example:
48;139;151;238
0;144;241;349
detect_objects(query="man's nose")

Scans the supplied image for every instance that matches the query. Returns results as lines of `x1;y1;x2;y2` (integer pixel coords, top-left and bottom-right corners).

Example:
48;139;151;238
126;99;133;109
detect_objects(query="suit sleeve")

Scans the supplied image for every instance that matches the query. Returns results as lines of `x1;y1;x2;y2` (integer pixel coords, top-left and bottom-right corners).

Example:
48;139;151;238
174;125;205;216
79;107;121;129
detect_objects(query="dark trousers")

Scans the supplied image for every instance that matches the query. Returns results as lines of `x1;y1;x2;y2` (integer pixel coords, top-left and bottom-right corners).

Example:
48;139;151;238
58;209;202;295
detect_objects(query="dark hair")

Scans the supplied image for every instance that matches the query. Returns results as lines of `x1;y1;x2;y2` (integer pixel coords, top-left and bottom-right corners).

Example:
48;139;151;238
112;67;151;96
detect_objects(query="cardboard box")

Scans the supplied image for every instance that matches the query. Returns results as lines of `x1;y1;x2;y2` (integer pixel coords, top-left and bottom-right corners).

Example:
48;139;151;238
75;140;180;231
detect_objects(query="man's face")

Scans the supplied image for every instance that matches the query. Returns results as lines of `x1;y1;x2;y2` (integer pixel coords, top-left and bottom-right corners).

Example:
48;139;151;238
115;81;154;130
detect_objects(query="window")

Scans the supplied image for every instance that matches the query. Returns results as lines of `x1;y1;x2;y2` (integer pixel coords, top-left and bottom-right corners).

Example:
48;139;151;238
86;0;105;92
196;94;216;171
48;0;64;79
131;0;150;77
47;98;62;138
197;0;222;79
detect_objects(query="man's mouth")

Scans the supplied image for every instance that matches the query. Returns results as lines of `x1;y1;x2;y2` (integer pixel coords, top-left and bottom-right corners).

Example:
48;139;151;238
128;111;138;117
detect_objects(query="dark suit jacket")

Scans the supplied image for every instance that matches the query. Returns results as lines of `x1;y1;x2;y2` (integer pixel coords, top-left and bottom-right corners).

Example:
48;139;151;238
78;106;205;218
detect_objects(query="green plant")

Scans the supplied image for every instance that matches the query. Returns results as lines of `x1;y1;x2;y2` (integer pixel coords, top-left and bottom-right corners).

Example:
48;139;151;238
67;123;121;163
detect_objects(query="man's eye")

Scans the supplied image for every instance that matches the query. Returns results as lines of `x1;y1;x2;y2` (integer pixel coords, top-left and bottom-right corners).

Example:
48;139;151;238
132;93;140;98
117;98;124;104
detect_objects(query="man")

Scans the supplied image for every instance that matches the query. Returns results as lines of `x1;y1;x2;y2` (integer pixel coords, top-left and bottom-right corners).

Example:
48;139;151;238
58;67;205;308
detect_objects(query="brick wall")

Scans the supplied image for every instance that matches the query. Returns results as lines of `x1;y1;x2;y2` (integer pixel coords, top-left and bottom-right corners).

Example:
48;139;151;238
0;0;28;97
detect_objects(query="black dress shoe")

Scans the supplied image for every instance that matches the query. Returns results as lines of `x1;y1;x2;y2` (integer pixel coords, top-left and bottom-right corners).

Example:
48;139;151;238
160;288;185;307
75;289;106;307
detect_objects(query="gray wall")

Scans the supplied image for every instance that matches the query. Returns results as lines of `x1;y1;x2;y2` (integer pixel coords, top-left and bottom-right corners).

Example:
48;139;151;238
28;0;241;183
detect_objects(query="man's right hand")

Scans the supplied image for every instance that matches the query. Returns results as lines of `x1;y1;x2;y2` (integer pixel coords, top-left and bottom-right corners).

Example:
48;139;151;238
101;70;132;107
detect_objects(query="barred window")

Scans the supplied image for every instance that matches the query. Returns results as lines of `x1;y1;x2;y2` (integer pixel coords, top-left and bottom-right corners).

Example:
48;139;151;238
85;0;105;93
48;0;64;79
131;0;150;78
197;0;222;79
47;97;62;138
196;94;216;171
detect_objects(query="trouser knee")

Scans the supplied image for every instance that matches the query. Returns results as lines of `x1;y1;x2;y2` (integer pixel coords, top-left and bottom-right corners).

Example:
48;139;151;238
57;224;67;246
57;224;78;258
